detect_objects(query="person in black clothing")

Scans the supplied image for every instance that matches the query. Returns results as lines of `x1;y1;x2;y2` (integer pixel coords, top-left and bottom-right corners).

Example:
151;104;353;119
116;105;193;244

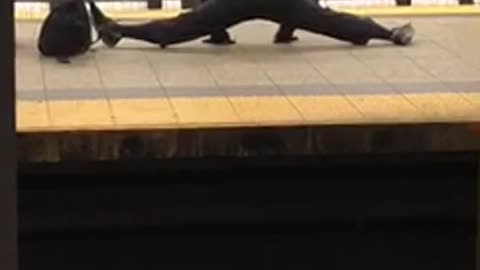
199;0;236;45
200;0;320;45
89;0;414;49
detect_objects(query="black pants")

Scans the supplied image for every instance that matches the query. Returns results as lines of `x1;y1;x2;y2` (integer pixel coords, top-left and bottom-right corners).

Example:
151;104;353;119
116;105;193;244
201;0;317;42
114;0;393;46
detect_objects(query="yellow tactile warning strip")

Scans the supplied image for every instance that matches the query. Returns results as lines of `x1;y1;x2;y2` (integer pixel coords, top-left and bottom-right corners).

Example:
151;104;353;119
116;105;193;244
14;5;480;22
16;100;50;129
16;92;480;133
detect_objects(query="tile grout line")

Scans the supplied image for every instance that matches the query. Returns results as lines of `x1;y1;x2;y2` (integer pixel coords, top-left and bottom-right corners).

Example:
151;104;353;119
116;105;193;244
143;49;181;125
397;39;477;106
346;46;429;118
203;59;245;125
236;44;306;123
425;39;480;105
38;53;54;128
397;28;478;104
297;47;369;120
93;50;118;126
29;17;53;127
201;44;253;124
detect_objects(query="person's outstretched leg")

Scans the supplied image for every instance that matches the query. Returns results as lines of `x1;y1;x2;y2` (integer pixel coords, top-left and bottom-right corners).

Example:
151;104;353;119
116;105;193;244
91;0;249;48
287;0;414;46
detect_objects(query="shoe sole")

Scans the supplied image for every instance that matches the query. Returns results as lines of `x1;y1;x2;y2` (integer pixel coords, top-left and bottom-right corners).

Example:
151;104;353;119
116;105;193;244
394;24;415;45
400;26;414;45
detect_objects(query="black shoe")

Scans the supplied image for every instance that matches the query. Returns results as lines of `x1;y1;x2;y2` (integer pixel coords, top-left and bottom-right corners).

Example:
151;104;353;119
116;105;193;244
88;1;122;48
202;31;236;46
274;35;299;44
98;22;122;48
56;57;71;64
391;23;414;46
202;37;236;46
351;38;369;46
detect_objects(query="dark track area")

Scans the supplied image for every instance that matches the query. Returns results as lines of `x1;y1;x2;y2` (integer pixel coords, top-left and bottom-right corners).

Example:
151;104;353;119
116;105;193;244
18;152;478;270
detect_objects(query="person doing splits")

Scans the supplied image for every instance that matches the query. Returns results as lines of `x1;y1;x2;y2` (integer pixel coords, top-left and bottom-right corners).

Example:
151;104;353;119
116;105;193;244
89;0;415;49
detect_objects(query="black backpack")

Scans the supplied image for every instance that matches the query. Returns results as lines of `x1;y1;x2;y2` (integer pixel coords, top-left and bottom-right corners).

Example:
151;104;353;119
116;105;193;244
37;0;100;63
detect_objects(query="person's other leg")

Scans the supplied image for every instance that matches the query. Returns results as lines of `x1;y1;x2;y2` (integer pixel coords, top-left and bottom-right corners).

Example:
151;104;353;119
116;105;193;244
287;0;414;46
199;0;236;45
95;0;248;48
273;0;318;44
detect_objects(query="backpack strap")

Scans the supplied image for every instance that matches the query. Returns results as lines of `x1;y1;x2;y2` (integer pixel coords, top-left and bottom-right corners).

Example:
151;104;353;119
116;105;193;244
84;0;102;47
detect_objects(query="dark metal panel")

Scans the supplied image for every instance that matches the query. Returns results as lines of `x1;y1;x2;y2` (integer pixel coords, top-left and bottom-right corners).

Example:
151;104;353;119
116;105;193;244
0;0;18;268
477;155;480;270
181;0;200;8
147;0;163;9
395;0;412;6
459;0;474;4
